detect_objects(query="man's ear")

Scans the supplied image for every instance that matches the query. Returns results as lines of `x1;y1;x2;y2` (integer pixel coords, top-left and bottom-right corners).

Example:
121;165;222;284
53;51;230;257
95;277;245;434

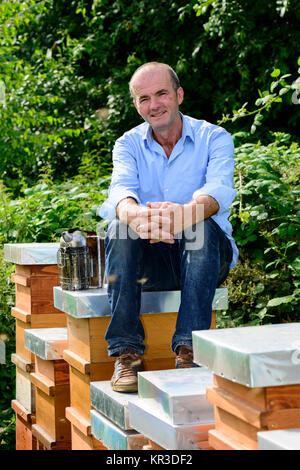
177;87;184;105
133;99;142;117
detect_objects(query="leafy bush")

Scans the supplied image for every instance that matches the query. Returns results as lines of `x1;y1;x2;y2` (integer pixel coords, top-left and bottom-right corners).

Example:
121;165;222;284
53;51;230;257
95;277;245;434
0;0;299;450
223;132;300;326
0;174;110;245
1;0;299;195
0;248;16;450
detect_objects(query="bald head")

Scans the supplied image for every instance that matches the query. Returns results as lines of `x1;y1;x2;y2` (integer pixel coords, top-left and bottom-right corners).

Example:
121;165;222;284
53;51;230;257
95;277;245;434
129;62;180;99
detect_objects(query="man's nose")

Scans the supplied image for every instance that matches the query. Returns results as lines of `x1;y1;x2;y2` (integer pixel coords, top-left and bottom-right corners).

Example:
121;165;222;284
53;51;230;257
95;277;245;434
149;96;161;110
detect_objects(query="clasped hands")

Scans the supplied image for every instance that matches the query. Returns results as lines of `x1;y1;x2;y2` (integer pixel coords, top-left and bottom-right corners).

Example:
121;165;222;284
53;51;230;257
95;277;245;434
130;201;196;244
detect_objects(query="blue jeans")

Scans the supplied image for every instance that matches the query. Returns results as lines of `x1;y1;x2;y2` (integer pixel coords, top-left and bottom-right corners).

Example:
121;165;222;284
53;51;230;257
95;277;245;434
104;217;232;356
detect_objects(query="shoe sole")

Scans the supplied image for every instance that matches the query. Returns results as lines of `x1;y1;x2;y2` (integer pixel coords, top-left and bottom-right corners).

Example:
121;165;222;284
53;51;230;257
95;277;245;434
111;383;138;393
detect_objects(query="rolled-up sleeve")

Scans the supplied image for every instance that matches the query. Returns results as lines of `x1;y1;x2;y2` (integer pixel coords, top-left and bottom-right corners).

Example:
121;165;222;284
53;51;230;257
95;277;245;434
192;129;236;213
99;137;141;219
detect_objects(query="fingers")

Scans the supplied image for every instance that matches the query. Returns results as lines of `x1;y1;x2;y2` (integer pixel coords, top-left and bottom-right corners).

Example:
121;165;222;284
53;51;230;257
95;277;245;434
149;238;175;244
147;201;171;210
137;207;165;218
133;202;181;241
137;222;174;241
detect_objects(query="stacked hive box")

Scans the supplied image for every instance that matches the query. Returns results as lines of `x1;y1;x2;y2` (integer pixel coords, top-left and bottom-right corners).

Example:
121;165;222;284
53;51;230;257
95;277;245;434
53;285;227;450
128;368;215;450
90;381;148;450
24;328;71;450
192;323;300;450
4;243;64;450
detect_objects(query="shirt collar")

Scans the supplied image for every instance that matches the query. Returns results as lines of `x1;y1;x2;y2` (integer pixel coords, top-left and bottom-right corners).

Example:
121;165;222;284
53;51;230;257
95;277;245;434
143;113;195;148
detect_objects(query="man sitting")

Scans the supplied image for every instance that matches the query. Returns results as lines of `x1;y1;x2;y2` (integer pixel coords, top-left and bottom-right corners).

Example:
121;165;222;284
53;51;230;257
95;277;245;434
99;62;238;392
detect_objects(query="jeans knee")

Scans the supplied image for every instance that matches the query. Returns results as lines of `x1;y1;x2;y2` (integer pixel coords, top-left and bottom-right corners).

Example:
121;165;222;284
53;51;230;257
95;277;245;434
181;218;219;254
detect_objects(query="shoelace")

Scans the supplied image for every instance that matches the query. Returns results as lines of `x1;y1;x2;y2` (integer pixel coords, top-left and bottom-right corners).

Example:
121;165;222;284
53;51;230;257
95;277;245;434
115;352;142;378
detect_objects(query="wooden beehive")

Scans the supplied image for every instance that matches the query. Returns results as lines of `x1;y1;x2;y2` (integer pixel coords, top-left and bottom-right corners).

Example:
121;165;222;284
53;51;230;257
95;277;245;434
24;328;71;449
4;243;65;450
192;323;300;450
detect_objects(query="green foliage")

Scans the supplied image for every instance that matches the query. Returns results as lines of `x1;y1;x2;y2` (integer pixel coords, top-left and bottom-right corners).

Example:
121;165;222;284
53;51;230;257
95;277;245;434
0;0;299;449
0;175;110;245
1;0;299;195
0;0;110;195
224;132;300;326
0;248;16;450
219;63;300;135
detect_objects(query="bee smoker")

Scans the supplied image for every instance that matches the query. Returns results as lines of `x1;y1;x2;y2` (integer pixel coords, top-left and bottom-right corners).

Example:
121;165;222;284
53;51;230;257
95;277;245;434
85;231;105;288
57;229;105;290
57;229;91;290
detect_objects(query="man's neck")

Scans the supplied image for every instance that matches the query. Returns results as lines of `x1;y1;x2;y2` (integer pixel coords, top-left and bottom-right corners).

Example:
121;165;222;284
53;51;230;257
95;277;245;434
152;113;183;158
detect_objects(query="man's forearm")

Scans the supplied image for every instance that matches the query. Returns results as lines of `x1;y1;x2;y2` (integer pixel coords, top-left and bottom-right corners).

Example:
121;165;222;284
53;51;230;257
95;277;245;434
184;195;219;227
116;197;139;226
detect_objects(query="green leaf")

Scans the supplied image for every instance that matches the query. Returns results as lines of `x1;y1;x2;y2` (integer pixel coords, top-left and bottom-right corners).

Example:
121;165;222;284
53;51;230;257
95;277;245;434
254;283;265;294
267;295;294;307
271;69;281;78
257;212;268;220
279;87;290;96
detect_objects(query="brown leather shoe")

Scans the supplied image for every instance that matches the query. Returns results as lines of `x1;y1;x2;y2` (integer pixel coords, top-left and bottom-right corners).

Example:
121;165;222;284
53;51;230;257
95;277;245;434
175;345;200;369
111;350;143;392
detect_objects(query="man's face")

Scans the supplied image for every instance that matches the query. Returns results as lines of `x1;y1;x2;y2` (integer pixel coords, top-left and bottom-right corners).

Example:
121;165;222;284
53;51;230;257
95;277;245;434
131;67;184;132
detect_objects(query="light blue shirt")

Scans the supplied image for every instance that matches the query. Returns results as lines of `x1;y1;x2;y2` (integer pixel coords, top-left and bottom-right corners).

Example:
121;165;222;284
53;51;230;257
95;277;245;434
99;113;238;269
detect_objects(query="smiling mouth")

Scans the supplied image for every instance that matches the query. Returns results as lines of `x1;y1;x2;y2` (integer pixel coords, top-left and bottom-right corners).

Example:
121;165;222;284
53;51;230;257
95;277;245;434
150;111;166;118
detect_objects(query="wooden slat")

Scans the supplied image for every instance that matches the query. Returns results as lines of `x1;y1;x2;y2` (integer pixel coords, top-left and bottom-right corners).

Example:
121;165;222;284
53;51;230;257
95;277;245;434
261;408;300;430
31;313;66;328
16;367;35;413
70;423;107;450
11;353;33;373
67;316;93;363
69;366;92;422
63;349;91;375
31;423;71;450
266;384;300;410
30;372;55;396
141;312;177;360
65;406;91;436
35;385;70;442
206;385;264;428
142;357;175;371
214;406;264;450
208;429;248;451
34;355;55;382
15;413;37;450
11;399;33;423
210;310;216;329
213;374;266;409
15;318;33;362
15;264;58;277
35;388;56;440
11;307;31;323
15;279;61;315
11;273;31;287
31;424;55;449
